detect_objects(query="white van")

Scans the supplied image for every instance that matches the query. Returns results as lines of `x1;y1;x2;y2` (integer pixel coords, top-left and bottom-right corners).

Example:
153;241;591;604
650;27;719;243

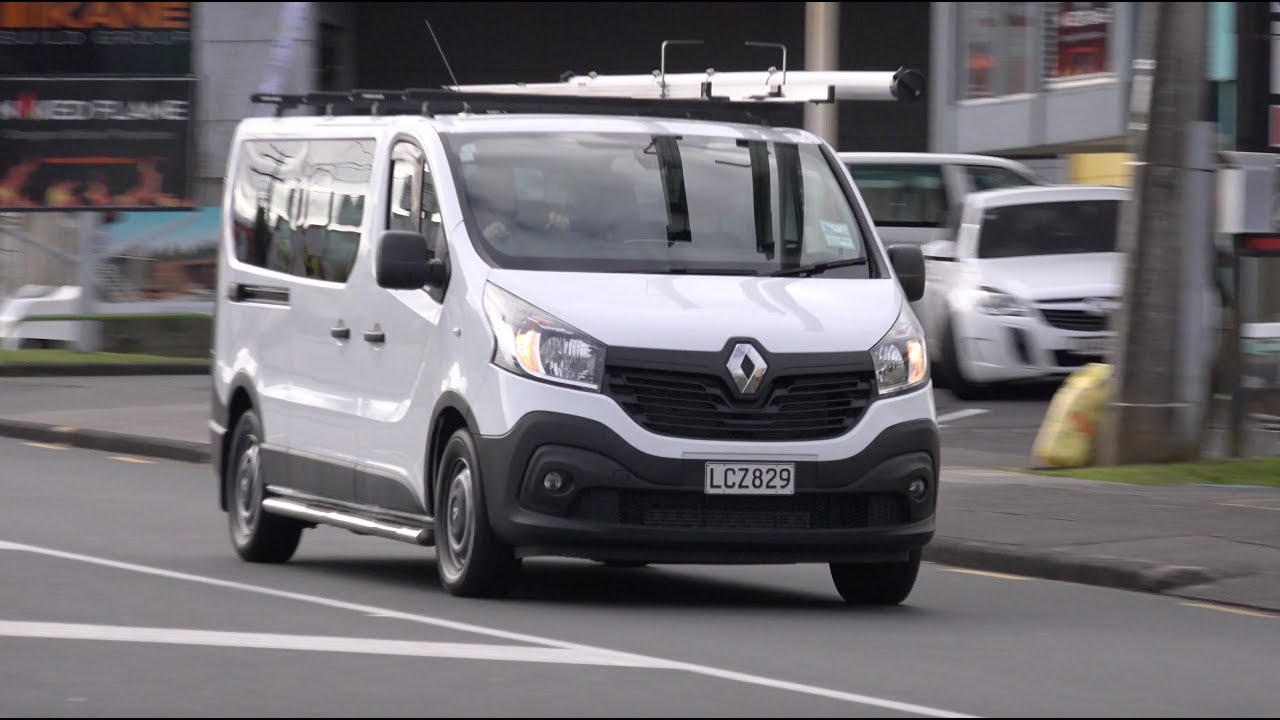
839;152;1046;249
210;87;938;604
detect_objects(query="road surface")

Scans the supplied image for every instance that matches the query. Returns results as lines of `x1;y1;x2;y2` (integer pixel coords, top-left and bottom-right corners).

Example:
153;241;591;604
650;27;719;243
3;437;1276;717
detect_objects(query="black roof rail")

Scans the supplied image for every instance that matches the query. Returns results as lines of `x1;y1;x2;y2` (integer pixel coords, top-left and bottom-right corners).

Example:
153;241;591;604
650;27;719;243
248;87;801;125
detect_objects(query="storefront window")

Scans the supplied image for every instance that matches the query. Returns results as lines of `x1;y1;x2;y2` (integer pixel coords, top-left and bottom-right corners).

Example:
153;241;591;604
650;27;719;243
959;2;1034;100
1045;2;1114;81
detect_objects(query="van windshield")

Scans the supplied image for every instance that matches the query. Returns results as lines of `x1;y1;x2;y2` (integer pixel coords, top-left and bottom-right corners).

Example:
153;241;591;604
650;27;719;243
443;131;872;277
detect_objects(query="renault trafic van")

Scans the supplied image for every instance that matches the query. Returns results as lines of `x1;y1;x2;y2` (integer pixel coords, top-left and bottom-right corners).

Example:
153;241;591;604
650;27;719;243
211;85;938;604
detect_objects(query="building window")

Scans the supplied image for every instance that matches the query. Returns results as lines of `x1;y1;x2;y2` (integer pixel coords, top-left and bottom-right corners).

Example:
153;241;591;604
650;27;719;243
959;2;1035;100
318;23;345;92
1044;2;1114;82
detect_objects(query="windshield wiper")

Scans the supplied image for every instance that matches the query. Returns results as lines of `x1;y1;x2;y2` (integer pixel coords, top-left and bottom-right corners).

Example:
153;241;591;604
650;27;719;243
662;266;760;276
622;266;760;276
770;257;868;278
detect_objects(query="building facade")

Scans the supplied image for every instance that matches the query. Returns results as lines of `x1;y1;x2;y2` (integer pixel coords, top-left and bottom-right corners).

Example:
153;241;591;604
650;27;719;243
185;2;1161;201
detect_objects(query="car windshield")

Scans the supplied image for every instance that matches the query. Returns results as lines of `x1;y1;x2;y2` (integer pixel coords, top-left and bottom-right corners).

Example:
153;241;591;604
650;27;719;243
443;131;872;277
977;199;1120;259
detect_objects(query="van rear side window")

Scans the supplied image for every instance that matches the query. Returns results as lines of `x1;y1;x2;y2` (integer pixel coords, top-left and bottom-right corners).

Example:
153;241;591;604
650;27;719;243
845;164;948;228
230;138;375;284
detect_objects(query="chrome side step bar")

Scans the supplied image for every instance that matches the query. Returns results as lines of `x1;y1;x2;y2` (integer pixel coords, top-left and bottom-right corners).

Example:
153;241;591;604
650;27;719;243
262;497;434;546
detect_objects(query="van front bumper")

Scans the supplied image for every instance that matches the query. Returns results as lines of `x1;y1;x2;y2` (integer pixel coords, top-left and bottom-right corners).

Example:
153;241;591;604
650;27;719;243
475;412;938;564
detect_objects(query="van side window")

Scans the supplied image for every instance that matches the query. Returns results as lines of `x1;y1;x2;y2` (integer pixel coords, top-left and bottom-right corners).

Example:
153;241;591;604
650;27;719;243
421;160;444;259
231;138;374;284
845;164;948;228
388;143;422;234
387;141;444;260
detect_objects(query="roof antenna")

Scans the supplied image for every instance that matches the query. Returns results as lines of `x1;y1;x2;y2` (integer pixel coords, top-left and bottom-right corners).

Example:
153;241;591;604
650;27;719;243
425;18;466;112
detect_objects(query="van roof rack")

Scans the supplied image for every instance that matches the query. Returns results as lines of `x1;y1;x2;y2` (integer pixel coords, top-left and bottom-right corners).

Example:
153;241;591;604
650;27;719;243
250;47;924;125
249;87;815;123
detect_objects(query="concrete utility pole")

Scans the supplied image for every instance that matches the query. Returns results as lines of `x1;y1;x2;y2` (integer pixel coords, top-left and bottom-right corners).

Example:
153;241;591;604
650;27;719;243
803;2;840;145
1097;2;1211;465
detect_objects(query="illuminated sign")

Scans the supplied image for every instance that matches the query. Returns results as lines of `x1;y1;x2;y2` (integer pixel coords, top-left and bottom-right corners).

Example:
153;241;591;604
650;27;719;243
0;1;192;74
0;77;196;211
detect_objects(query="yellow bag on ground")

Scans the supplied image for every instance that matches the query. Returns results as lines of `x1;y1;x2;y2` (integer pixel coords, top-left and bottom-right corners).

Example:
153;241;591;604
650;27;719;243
1032;363;1113;468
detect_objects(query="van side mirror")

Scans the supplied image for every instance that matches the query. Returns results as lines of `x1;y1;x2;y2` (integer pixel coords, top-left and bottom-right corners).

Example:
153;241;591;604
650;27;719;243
375;230;447;290
887;244;925;303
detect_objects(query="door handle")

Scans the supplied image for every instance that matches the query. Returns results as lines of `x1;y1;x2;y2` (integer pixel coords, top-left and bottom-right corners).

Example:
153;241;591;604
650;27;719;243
330;325;350;340
364;328;386;344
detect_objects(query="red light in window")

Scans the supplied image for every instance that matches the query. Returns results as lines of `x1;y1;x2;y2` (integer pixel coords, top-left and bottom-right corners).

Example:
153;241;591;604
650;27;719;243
1246;236;1280;252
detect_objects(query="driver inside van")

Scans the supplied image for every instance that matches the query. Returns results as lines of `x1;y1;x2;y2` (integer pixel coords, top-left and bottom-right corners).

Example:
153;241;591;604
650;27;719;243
464;163;569;243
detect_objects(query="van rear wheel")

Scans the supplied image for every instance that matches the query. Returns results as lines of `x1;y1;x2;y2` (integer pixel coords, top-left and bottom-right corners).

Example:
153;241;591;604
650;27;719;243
434;428;521;597
227;409;303;563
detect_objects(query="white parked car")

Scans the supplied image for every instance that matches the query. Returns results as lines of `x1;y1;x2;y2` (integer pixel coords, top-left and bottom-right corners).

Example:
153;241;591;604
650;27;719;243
211;83;938;604
914;184;1130;399
839;152;1046;250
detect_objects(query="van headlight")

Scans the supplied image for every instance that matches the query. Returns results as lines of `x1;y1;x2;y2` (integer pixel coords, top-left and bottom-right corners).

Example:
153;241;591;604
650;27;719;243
483;283;606;391
872;304;929;396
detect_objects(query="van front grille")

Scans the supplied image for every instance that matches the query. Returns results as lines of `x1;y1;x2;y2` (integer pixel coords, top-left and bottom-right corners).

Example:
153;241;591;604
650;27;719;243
604;365;875;442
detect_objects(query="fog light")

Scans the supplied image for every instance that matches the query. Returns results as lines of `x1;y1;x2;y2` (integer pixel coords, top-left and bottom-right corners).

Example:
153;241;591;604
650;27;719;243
543;471;566;493
907;478;928;500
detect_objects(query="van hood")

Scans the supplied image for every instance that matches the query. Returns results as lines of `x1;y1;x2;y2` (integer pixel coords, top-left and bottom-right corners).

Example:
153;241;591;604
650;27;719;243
486;270;905;353
977;253;1123;302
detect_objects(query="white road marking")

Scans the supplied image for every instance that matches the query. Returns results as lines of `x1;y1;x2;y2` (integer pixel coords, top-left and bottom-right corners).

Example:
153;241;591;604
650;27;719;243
1180;602;1276;619
0;539;976;719
940;568;1028;581
936;409;990;427
23;441;68;451
108;456;155;465
0;620;656;668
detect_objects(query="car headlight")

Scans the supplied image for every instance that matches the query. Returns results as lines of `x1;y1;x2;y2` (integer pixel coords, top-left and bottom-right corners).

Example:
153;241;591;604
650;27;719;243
873;304;929;396
972;286;1032;317
483;283;606;391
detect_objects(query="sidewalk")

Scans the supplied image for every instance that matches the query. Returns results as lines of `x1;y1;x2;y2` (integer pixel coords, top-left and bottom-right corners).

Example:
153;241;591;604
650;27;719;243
3;374;1278;612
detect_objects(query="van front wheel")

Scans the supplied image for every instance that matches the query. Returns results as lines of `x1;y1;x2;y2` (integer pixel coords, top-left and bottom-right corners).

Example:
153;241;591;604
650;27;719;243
829;549;921;606
434;428;521;597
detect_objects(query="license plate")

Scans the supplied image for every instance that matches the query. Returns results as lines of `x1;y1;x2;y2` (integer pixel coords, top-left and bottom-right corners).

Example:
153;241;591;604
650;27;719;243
704;462;796;495
1068;335;1112;355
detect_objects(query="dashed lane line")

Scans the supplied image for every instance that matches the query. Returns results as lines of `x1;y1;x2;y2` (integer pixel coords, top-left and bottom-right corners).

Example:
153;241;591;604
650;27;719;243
939;568;1029;582
22;441;68;451
936;409;990;428
1180;602;1277;619
107;456;156;464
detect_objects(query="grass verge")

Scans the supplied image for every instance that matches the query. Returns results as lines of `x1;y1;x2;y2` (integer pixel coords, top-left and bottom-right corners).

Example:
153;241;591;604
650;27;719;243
1028;457;1280;489
0;349;208;366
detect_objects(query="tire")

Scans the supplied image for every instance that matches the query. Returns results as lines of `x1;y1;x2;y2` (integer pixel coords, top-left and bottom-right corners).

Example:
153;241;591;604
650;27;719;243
435;428;521;597
226;408;303;563
939;317;983;401
829;549;922;606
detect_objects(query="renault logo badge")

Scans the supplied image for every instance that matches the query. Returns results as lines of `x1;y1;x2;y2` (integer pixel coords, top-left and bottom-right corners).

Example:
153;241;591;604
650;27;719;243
727;342;767;395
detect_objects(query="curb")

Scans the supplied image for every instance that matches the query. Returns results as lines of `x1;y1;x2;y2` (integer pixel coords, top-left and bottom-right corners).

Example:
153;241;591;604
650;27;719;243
0;363;210;377
924;538;1220;594
0;418;210;464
